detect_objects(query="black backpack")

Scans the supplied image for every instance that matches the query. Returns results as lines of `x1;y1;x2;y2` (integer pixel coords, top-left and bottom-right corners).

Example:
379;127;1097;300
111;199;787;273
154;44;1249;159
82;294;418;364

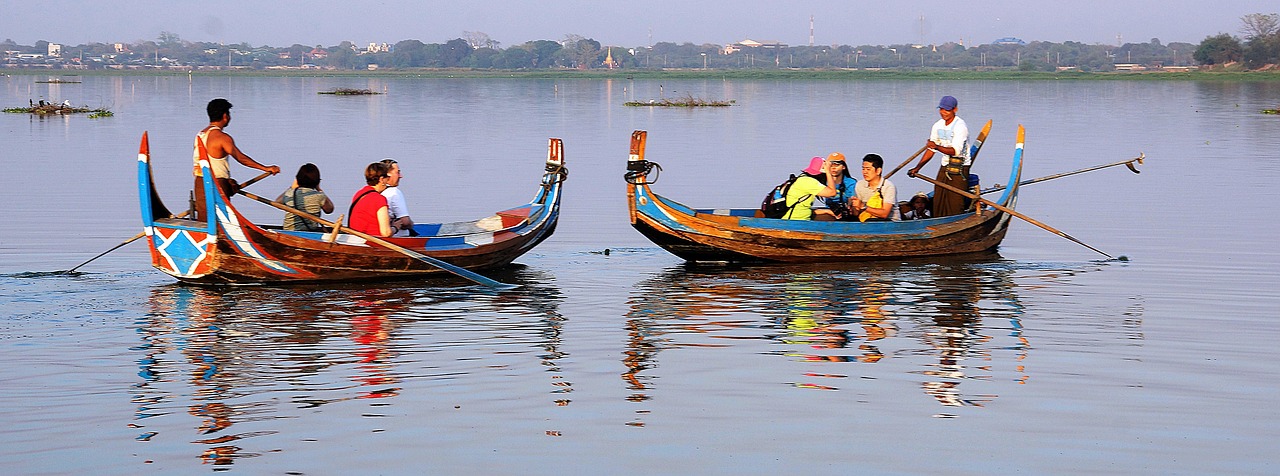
760;174;810;219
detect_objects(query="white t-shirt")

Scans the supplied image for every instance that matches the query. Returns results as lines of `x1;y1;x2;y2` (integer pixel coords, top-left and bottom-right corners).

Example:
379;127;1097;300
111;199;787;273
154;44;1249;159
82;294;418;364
381;186;411;236
929;116;971;166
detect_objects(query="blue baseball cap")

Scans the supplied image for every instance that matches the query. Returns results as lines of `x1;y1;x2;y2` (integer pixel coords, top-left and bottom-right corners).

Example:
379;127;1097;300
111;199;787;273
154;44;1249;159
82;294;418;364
938;95;958;110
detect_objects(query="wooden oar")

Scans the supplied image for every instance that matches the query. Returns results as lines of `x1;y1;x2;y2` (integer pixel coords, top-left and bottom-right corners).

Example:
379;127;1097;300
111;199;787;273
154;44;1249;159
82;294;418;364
883;145;929;181
238;189;517;290
980;153;1144;195
64;170;274;273
230;171;274;192
913;172;1114;259
66;228;173;273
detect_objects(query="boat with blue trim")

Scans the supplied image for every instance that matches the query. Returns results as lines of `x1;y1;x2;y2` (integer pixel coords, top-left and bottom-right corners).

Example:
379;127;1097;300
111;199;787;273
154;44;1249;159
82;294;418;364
624;127;1025;263
138;132;565;284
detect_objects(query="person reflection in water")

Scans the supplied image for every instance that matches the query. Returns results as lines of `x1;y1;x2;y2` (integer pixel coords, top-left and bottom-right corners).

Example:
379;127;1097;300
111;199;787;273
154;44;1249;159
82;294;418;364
919;266;995;408
350;294;405;397
855;286;896;364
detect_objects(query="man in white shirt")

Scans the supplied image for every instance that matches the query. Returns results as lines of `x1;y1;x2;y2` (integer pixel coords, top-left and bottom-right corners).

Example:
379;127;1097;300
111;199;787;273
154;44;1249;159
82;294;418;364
908;95;970;217
379;158;415;236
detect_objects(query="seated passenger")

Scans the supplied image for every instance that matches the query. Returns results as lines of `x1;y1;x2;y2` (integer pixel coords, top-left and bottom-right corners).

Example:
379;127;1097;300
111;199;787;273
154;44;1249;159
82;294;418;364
348;162;395;237
275;163;335;231
903;192;932;220
850;154;901;222
379;158;416;236
784;156;839;220
810;152;859;222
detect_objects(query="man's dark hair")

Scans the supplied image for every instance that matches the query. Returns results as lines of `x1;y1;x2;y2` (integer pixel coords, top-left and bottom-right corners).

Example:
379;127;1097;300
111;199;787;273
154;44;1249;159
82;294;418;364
296;163;321;189
207;98;232;122
862;153;884;169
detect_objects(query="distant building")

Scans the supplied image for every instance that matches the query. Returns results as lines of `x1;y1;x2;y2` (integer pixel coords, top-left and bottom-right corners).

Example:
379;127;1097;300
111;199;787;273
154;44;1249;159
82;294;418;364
47;43;62;57
723;39;787;54
992;37;1026;45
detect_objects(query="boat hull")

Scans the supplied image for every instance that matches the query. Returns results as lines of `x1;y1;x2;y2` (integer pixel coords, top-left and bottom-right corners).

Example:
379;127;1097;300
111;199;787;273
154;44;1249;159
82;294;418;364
630;207;1011;263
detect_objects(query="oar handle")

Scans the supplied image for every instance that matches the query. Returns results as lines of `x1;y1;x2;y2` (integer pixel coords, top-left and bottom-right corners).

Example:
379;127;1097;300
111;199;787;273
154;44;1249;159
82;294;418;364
884;145;929;181
915;173;1113;259
238;190;517;289
238;170;273;189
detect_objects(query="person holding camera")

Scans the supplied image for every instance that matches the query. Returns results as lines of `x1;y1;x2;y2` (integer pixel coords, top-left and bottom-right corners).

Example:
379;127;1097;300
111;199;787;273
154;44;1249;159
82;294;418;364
810;152;859;221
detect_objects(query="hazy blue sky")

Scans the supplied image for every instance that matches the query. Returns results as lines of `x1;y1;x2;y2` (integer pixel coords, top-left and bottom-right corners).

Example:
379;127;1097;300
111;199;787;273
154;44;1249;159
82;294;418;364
3;1;1274;48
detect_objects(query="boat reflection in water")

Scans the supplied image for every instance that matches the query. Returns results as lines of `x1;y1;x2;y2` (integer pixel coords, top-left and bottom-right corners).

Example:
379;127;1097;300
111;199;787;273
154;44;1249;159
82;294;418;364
132;267;565;467
623;254;1038;420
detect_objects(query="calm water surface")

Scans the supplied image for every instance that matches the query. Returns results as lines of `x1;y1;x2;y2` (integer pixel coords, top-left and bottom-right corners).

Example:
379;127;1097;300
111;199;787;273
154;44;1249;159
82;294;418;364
2;74;1278;474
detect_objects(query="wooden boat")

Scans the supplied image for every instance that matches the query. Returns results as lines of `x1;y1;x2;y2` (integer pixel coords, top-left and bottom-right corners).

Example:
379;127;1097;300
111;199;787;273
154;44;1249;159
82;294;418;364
624;127;1025;263
138;132;565;284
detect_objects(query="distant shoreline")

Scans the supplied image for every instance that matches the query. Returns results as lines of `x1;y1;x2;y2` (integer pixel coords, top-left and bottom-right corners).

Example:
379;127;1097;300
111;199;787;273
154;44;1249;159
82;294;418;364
5;68;1279;81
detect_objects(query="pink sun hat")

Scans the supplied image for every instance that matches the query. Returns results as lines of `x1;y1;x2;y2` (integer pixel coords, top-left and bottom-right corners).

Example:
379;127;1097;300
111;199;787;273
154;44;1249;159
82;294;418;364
803;156;825;175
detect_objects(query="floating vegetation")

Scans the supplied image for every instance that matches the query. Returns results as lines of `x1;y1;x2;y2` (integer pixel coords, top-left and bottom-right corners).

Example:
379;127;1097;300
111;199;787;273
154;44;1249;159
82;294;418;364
35;78;82;84
624;95;734;107
4;103;112;116
1264;108;1280;115
318;88;383;95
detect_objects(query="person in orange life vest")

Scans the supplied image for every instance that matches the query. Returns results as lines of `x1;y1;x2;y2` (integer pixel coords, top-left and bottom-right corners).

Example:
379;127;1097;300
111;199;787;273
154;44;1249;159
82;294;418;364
192;98;280;220
348;162;396;237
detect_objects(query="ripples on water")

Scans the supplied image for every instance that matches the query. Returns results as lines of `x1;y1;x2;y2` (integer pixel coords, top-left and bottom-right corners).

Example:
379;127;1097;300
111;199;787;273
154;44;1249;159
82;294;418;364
124;266;571;467
623;258;1073;412
0;254;1124;472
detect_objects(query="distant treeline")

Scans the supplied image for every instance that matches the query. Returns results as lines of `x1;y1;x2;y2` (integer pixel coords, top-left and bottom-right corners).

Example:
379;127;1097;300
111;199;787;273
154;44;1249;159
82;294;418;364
4;13;1278;72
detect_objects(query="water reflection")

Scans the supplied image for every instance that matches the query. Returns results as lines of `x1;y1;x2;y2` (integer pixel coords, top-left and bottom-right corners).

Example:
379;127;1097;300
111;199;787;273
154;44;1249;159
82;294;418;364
132;268;565;467
623;256;1037;419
